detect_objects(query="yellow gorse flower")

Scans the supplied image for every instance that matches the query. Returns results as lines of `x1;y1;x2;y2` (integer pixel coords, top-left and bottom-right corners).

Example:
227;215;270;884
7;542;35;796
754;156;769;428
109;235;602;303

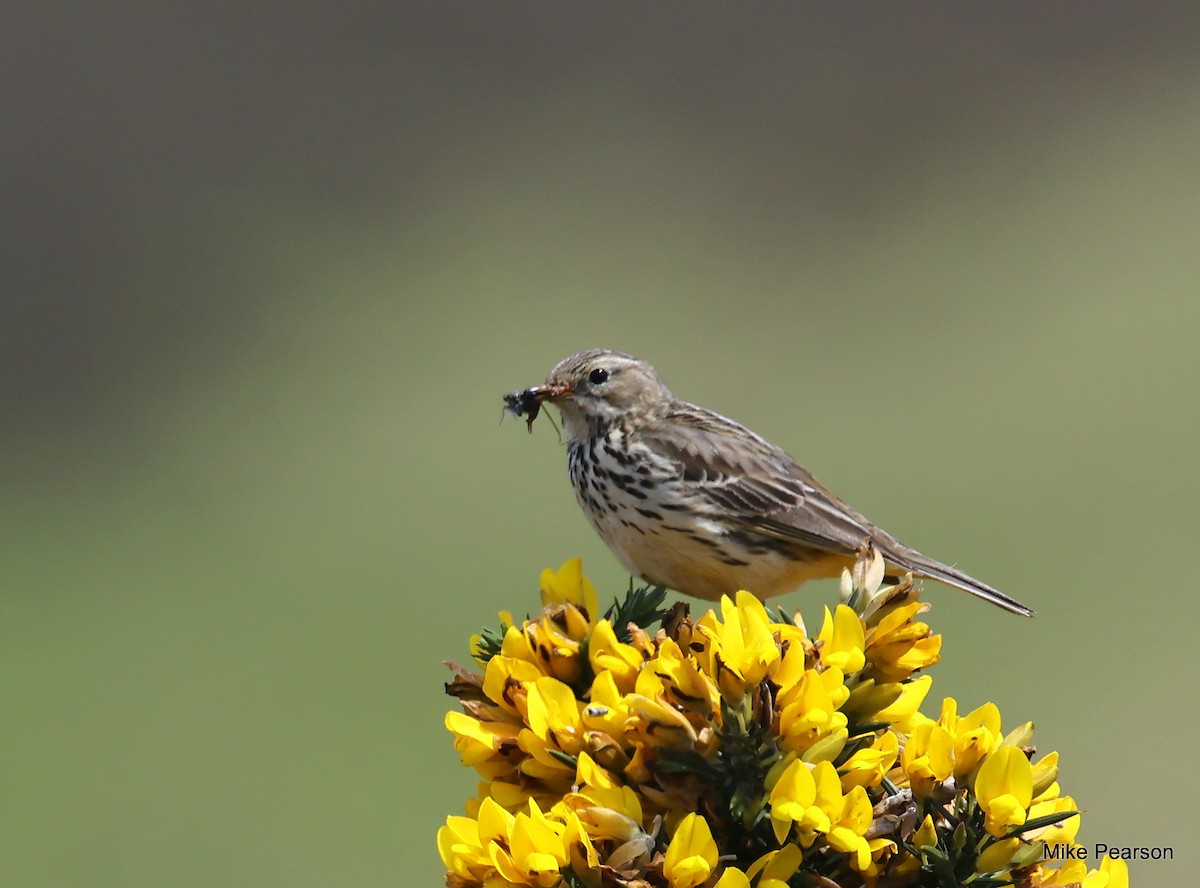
938;697;1003;777
638;637;721;723
1038;855;1129;888
824;783;886;874
838;730;899;790
587;619;645;693
816;604;866;674
776;664;849;757
898;696;1005;796
768;758;838;845
975;745;1034;836
862;600;941;683
694;591;781;705
662;812;719;888
539;557;600;621
440;555;1121;888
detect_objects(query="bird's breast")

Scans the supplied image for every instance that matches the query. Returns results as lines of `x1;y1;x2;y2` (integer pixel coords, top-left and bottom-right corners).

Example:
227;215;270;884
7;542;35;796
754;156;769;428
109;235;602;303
566;432;847;599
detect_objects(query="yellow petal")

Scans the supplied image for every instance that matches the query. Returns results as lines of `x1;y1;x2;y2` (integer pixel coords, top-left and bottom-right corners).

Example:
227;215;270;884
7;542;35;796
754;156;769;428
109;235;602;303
975;746;1033;836
476;796;516;845
819;605;866;673
1099;855;1129;888
525;676;582;745
663;813;718;888
713;867;752;888
976;837;1020;873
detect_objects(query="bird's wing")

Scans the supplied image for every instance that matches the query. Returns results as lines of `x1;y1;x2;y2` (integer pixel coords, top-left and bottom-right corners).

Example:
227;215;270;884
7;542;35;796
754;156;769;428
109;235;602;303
639;404;877;555
638;404;1035;617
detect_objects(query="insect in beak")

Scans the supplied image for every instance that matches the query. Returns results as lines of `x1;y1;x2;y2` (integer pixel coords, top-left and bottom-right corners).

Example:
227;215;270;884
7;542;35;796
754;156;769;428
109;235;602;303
503;382;572;432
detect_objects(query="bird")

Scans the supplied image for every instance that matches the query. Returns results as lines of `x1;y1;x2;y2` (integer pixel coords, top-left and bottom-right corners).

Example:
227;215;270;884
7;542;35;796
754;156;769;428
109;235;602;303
508;348;1032;617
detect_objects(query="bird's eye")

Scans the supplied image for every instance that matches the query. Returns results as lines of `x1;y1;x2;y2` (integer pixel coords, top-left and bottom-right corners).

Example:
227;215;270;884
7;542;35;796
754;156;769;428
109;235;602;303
588;368;610;385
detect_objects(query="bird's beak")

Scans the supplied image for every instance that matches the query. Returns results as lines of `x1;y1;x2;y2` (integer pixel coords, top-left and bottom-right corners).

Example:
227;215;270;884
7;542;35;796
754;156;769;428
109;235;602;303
527;381;573;402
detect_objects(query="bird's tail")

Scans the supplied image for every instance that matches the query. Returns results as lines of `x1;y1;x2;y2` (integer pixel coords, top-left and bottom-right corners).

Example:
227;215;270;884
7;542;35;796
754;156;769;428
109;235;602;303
889;547;1034;617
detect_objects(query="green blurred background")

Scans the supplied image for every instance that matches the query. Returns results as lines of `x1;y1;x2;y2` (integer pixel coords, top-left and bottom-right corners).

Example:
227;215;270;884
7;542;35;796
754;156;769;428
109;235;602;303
3;4;1196;885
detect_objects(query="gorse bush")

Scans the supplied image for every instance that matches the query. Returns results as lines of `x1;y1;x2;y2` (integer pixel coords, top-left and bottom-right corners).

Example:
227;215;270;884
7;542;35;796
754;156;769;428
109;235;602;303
439;551;1126;888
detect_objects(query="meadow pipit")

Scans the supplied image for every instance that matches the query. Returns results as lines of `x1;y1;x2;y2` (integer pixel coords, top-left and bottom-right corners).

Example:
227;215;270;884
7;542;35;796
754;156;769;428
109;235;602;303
507;348;1032;616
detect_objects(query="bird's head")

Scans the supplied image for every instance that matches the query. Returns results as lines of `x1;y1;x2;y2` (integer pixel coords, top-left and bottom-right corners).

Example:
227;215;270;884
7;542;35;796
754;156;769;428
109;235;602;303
523;349;674;440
